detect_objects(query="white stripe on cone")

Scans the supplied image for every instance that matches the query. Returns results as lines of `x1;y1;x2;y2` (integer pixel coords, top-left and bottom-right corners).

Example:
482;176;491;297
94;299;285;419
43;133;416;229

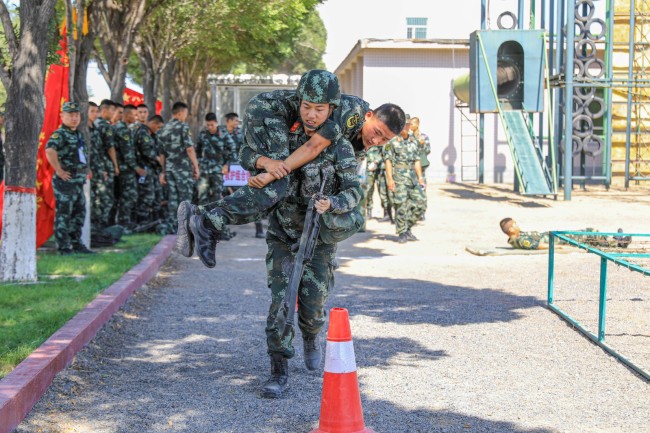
324;341;357;374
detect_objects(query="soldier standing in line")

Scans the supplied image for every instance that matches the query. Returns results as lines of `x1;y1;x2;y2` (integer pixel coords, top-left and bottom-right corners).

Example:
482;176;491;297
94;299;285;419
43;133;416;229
94;100;119;228
134;115;165;225
45;102;94;255
157;101;200;230
132;103;149;131
176;70;405;269
410;116;430;219
114;104;139;228
364;144;393;222
88;102;106;229
384;114;426;243
195;112;236;205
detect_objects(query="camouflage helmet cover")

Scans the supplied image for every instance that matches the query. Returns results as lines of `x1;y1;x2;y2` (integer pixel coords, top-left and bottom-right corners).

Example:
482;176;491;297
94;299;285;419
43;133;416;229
296;70;341;107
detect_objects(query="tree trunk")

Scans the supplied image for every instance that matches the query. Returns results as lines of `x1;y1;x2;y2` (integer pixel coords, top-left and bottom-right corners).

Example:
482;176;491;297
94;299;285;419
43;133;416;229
73;12;96;247
161;59;175;121
0;0;58;282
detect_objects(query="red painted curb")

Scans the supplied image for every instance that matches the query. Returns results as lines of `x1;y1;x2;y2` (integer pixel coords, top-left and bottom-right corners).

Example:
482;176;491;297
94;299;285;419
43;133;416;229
0;235;177;433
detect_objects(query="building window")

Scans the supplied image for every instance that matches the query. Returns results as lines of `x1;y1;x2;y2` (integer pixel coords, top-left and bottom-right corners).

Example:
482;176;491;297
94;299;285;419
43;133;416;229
406;17;428;39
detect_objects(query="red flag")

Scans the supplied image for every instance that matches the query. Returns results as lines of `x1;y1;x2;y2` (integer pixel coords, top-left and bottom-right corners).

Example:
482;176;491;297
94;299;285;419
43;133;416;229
0;28;69;247
123;87;162;114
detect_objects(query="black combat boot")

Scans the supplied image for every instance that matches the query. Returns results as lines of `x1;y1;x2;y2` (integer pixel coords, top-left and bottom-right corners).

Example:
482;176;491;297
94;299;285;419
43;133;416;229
262;354;289;398
378;207;391;222
176;201;198;257
366;208;372;219
189;215;219;268
405;229;418;241
303;334;322;371
255;221;265;238
397;233;408;244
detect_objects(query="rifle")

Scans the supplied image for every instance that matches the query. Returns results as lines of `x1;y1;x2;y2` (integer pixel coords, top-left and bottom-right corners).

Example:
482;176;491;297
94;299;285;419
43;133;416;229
275;170;328;340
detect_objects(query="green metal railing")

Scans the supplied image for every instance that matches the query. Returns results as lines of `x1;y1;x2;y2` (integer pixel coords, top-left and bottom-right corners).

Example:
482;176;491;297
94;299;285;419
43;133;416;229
547;231;650;380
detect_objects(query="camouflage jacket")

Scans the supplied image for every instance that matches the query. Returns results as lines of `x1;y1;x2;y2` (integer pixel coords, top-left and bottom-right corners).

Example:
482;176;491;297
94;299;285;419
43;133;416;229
133;124;161;173
114;120;137;172
365;145;385;171
384;132;420;167
93;117;115;173
46;125;89;181
88;124;105;175
219;125;243;159
268;121;362;243
239;91;370;171
417;132;431;168
158;118;193;172
196;128;236;172
508;231;548;250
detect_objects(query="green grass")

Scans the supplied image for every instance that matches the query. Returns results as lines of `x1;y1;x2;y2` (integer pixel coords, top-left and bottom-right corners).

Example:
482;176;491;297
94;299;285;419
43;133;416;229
0;233;163;378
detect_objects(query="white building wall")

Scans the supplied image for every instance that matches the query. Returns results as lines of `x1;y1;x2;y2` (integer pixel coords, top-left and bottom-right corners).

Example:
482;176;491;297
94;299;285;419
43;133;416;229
355;47;515;184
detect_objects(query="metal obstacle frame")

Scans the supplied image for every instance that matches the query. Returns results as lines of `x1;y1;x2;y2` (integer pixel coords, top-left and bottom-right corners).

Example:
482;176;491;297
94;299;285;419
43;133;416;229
547;230;650;380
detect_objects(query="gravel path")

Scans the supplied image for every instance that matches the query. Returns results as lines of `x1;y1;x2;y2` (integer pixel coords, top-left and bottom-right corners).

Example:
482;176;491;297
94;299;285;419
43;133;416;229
15;183;650;433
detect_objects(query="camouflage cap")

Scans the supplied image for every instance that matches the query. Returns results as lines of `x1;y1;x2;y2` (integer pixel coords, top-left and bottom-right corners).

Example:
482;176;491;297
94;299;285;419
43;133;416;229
62;102;80;113
296;70;341;107
405;113;411;122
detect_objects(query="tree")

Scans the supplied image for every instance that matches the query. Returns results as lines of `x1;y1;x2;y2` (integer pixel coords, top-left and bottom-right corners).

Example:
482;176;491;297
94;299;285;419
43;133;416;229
92;0;167;102
0;0;59;282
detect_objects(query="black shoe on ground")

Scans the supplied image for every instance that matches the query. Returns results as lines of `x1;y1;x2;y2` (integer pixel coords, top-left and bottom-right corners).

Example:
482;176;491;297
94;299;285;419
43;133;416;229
176;201;198;257
73;244;96;254
303;334;322;371
255;222;265;238
405;230;418;241
189;215;219;268
378;211;390;222
58;247;73;255
262;354;289;398
397;233;408;244
366;208;372;219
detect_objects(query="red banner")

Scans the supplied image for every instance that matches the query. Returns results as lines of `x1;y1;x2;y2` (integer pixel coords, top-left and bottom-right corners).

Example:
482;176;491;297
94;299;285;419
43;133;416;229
123;87;162;114
0;33;69;247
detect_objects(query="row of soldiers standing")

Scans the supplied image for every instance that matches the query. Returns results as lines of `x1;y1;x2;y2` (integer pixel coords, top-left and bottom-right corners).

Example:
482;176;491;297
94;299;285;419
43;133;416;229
362;114;431;243
44;98;244;254
89;99;243;236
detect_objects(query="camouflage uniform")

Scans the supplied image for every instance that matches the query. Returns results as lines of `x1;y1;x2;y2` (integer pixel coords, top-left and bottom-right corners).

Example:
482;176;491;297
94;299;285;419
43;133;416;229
364;145;390;213
47;125;89;251
265;121;362;358
509;229;618;250
158;118;194;229
417;132;431;213
220;125;243;158
114;120;138;226
384;132;426;235
195;128;236;205
93;117;116;228
202;90;370;232
133;124;163;224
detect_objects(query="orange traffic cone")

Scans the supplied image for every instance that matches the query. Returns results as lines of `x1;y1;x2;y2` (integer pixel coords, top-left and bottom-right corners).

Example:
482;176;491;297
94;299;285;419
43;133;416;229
310;308;376;433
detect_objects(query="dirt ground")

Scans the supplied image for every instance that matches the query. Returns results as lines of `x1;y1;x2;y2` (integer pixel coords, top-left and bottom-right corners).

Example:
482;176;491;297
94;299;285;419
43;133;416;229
15;182;650;433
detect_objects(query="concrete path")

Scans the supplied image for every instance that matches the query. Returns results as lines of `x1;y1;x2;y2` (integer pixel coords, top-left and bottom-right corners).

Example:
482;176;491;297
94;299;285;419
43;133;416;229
15;183;650;433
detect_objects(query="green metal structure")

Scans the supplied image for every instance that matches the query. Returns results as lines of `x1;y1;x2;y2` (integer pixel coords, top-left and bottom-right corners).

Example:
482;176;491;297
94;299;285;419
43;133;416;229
547;231;650;380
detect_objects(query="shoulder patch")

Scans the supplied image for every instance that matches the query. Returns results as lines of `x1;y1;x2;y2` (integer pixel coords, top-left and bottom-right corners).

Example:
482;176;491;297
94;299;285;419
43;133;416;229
51;132;59;140
290;121;301;133
346;113;360;129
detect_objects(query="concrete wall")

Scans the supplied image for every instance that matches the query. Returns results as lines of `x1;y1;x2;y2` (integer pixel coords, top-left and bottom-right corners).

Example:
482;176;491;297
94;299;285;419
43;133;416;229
339;46;516;184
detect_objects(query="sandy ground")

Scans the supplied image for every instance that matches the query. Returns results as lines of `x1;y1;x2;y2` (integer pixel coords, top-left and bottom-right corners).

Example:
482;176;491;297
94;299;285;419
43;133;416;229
14;182;650;433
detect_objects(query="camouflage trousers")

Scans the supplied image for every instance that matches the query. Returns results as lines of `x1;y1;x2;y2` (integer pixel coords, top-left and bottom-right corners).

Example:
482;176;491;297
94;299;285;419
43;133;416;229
136;172;162;223
53;176;86;250
91;174;114;228
195;168;224;205
165;170;195;230
118;170;138;226
365;169;390;212
392;168;426;235
265;233;337;358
